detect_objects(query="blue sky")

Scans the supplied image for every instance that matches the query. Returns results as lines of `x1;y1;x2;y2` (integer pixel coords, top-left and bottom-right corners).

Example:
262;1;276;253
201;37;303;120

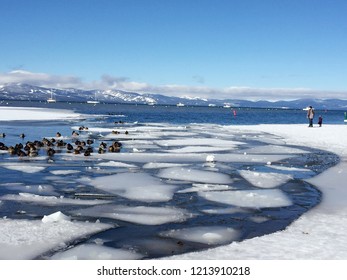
1;0;347;100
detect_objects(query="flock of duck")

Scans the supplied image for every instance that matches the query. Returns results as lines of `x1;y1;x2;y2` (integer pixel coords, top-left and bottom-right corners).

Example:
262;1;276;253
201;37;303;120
0;125;126;158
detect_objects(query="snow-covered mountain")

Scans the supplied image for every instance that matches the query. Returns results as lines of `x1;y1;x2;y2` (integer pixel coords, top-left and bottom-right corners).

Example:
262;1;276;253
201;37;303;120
1;83;347;110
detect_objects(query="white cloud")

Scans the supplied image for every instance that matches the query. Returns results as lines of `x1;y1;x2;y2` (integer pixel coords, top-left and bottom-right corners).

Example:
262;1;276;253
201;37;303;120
0;70;83;89
0;70;346;101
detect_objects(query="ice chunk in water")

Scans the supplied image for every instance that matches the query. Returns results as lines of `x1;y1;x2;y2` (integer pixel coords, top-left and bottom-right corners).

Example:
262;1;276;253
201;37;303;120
90;172;178;202
267;165;316;179
239;170;292;188
71;205;192;225
50;244;143;260
157;167;233;184
0;217;113;259
0;193;111;206
155;138;245;147
199;189;292;208
206;155;215;162
241;145;309;154
50;170;81;175
143;162;190;169
2;184;57;196
42;211;71;223
165;146;235;153
96;161;138;168
178;183;234;193
160;226;240;245
2;164;46;173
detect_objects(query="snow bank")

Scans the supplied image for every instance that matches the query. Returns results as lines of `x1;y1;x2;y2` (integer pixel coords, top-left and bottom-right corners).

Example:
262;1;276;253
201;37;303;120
0;106;83;121
0;213;113;259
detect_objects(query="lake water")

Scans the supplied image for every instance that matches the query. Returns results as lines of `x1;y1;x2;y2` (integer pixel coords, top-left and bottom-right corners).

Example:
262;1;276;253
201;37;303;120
0;101;342;259
1;100;346;125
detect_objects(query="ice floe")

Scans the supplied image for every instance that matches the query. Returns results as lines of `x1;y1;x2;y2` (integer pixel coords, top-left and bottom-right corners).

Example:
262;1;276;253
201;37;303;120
241;145;309;154
50;243;143;260
142;162;190;169
96;161;138;168
199;189;292;208
164;146;235;153
238;169;293;188
49;170;81;175
157;167;233;184
89;172;178;202
1;164;46;173
155;138;245;147
267;165;316;179
0;214;113;259
71;205;192;225
160;226;240;245
0;193;111;206
42;211;71;223
1;183;58;196
178;183;234;193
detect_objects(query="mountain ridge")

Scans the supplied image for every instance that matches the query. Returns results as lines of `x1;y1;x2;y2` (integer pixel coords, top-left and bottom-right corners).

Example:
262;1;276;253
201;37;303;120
1;83;347;110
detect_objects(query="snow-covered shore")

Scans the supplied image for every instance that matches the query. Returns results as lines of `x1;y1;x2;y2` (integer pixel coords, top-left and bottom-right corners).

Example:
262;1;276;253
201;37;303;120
0;106;83;121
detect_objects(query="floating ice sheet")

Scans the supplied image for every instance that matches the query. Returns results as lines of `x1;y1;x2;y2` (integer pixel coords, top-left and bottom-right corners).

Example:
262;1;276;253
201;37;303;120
160;226;240;245
215;153;293;163
241;145;309;154
50;244;143;260
90;172;178;202
267;165;316;179
0;193;111;206
155;138;245;147
104;132;157;140
94;152;205;163
96;161;138;168
143;162;190;169
0;216;113;259
50;170;81;175
178;183;234;193
1;164;46;173
157;167;233;184
164;146;235;153
71;205;192;225
238;170;293;188
1;183;58;196
42;211;71;223
201;207;251;215
199;189;292;208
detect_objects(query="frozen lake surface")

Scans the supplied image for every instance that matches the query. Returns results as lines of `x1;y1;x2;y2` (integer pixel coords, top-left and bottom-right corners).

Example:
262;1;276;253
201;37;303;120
0;103;340;259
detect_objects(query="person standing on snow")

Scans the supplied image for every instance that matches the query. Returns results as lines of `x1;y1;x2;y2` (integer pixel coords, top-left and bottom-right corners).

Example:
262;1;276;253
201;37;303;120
307;106;315;127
